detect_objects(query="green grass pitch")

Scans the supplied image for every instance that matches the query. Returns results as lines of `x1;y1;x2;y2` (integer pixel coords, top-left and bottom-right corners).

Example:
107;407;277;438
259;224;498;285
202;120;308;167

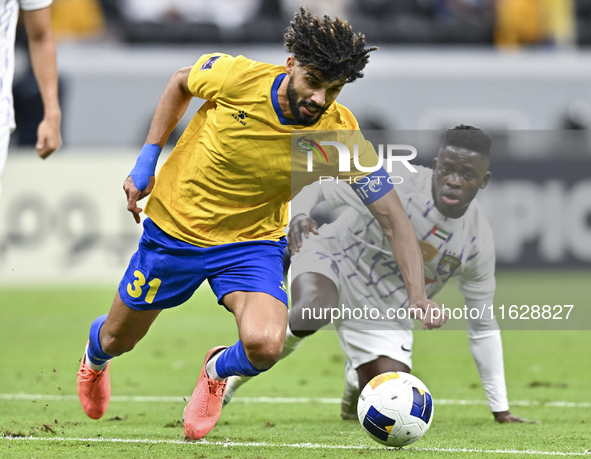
0;271;590;458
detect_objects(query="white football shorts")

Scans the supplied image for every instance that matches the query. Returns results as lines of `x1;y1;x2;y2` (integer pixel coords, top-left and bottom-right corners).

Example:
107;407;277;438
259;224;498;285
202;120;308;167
336;324;413;371
291;233;414;370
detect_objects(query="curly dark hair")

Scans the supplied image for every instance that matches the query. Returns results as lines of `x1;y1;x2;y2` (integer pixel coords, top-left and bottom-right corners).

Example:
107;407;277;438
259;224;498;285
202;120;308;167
441;125;492;157
284;7;378;83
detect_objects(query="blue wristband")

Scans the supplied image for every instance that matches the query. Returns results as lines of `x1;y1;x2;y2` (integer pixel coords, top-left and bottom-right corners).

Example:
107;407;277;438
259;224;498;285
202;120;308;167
130;144;162;191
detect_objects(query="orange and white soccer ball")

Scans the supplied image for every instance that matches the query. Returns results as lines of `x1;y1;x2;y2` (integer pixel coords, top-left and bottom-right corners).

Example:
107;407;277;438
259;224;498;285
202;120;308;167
357;372;434;447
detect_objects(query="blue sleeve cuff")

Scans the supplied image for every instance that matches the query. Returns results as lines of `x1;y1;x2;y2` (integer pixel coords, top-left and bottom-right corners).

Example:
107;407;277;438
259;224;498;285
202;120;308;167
350;166;394;206
130;144;162;191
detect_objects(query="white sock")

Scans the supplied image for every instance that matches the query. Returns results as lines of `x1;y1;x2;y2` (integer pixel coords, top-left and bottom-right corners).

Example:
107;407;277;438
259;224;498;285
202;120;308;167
345;359;360;393
85;344;109;372
205;350;227;382
280;323;305;359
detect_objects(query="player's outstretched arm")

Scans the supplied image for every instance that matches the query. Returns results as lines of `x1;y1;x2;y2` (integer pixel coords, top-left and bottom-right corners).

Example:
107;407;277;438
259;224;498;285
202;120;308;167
467;313;540;424
124;67;194;223
367;188;447;330
23;6;62;159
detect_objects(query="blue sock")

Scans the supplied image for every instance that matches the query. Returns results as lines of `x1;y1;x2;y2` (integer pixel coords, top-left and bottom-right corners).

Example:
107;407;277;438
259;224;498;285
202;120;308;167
87;314;114;366
215;340;265;378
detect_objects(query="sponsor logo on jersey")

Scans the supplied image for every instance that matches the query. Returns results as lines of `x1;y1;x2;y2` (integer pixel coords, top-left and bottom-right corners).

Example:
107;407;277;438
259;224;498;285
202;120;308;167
200;55;221;70
419;240;439;262
232;110;248;126
436;253;461;277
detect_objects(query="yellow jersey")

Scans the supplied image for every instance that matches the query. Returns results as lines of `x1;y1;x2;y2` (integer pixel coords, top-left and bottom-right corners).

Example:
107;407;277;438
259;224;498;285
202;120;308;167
145;53;379;247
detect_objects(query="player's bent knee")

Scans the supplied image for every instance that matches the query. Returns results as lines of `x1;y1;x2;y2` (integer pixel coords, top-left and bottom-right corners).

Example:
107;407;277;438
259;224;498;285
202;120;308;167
241;335;284;370
100;333;138;357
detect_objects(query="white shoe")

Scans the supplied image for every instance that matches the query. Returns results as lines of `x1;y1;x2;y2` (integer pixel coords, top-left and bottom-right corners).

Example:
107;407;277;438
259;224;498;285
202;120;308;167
222;375;252;407
340;359;360;420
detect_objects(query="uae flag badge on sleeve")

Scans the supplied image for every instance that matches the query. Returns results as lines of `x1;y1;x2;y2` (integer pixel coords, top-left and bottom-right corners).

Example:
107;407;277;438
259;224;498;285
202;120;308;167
430;225;449;241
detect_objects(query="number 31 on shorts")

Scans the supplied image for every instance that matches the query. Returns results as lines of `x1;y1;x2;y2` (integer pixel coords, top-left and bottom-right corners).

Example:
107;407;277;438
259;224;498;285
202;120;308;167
127;270;162;304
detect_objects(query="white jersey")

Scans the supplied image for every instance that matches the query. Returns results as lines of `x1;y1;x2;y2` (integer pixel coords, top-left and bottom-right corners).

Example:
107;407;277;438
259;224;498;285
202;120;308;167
291;165;509;412
0;0;51;130
309;165;496;317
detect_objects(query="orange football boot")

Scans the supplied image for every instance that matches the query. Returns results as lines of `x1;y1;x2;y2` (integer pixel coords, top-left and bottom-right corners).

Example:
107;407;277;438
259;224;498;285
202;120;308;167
76;351;111;419
184;346;227;440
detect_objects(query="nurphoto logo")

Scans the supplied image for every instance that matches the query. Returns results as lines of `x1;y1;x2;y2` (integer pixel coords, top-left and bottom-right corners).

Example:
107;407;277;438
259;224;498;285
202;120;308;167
296;137;418;174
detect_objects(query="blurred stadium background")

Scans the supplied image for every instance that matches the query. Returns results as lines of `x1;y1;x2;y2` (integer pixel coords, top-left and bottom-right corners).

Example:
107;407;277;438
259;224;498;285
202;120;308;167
1;0;590;286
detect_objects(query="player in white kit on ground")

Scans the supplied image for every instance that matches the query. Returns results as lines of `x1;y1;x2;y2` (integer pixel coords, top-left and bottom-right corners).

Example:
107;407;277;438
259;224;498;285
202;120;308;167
224;125;530;423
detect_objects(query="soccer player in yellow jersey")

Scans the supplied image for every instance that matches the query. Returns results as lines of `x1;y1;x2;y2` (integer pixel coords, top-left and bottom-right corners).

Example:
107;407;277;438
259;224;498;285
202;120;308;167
76;8;446;440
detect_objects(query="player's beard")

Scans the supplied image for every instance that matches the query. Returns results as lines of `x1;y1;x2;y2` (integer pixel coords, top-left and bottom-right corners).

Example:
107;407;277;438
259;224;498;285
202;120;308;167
287;77;327;126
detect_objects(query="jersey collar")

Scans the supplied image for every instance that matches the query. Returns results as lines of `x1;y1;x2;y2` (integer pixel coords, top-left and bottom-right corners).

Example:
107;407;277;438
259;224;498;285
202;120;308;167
271;74;299;125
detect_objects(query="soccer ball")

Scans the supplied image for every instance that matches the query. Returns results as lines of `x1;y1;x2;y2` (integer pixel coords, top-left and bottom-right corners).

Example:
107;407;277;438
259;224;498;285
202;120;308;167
357;372;434;447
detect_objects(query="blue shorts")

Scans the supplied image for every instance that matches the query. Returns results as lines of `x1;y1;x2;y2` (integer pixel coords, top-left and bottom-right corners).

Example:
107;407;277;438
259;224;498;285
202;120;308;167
119;219;288;311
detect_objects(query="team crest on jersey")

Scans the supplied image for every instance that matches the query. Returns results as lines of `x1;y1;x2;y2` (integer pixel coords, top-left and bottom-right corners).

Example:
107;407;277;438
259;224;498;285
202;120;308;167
232;110;248;126
436;253;461;277
200;55;221;70
419;240;439;262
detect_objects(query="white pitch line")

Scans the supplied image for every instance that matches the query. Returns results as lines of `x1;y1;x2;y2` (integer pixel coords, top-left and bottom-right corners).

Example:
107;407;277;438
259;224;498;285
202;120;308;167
1;394;590;408
1;436;590;456
0;394;340;403
0;394;188;403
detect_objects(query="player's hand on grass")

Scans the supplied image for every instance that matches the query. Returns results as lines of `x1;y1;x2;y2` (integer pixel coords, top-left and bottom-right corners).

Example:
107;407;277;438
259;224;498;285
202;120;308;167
408;299;448;330
287;213;318;254
123;175;155;224
493;411;539;423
